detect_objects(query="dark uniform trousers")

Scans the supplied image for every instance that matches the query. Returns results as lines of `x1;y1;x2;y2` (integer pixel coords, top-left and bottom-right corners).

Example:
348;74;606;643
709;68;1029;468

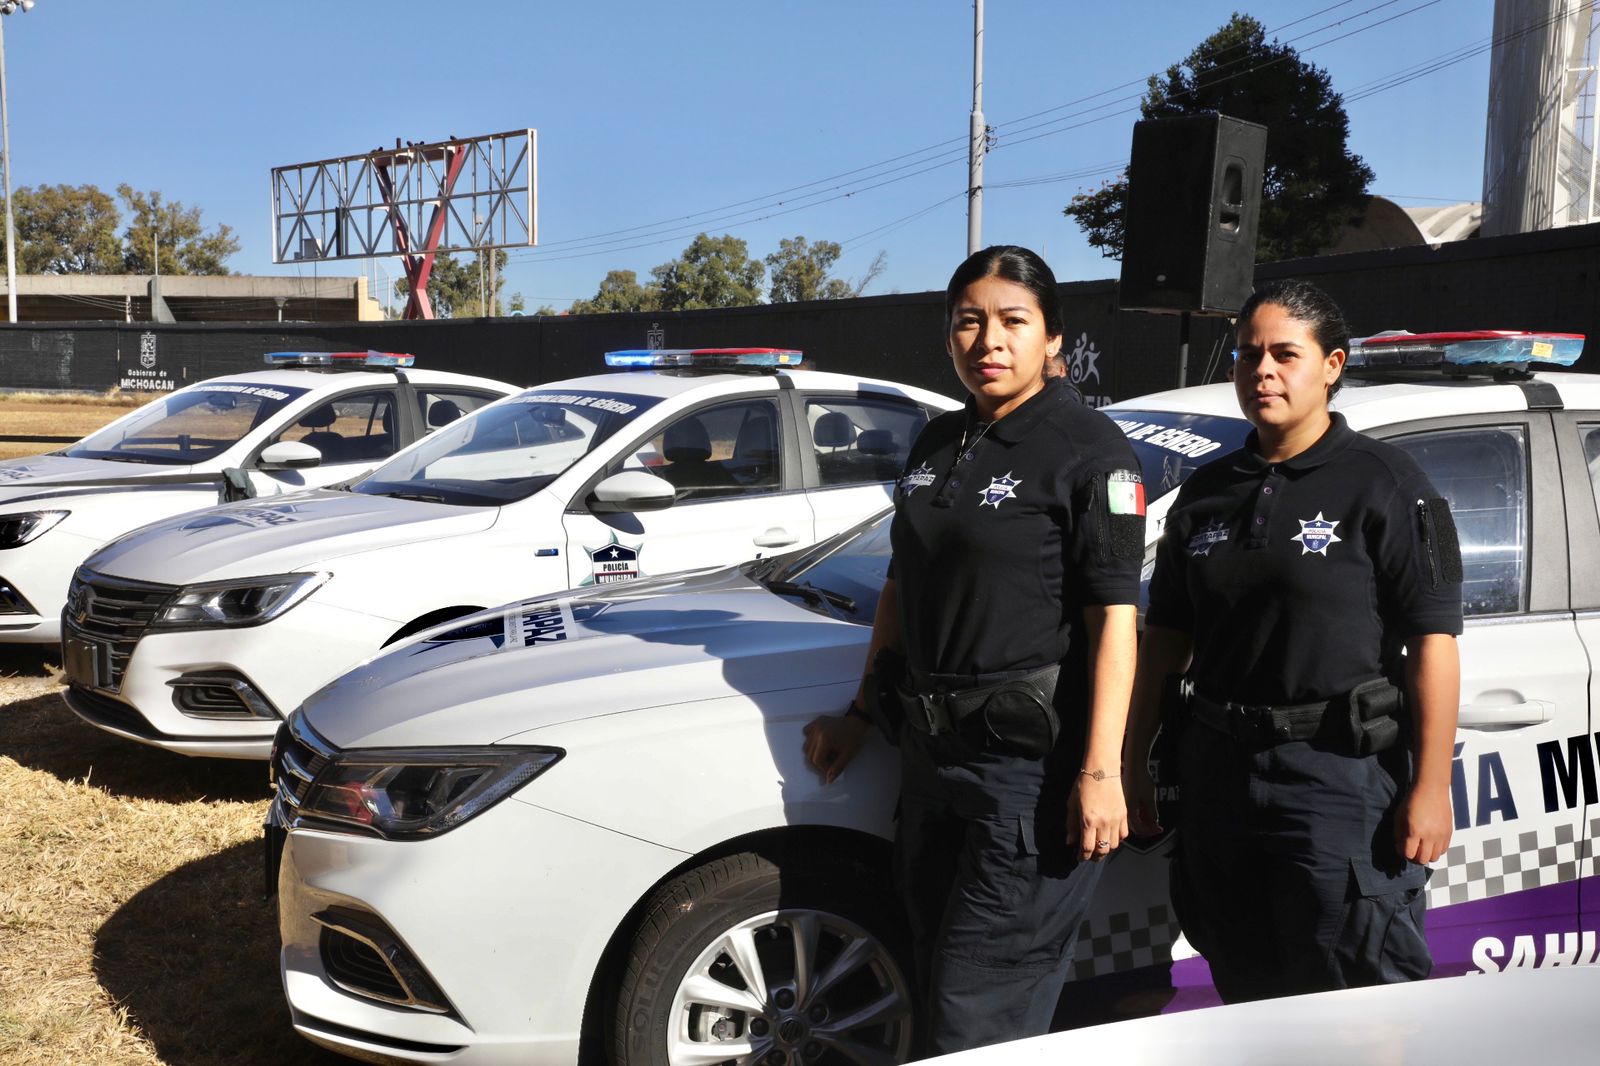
1171;720;1431;1003
894;725;1101;1056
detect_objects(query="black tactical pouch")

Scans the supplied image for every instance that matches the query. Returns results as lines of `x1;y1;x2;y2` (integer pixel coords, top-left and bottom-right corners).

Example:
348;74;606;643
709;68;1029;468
1346;677;1404;757
863;646;908;742
978;666;1061;759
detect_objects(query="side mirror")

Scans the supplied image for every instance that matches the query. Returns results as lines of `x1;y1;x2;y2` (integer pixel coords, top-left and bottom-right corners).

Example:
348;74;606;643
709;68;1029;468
588;470;676;514
258;440;323;471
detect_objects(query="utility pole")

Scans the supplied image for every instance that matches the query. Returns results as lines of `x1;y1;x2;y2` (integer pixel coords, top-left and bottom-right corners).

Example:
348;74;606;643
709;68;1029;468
967;0;985;256
0;13;17;322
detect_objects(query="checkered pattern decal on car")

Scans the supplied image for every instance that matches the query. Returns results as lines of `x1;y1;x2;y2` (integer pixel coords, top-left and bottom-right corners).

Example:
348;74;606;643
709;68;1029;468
1426;815;1600;909
1069;903;1185;980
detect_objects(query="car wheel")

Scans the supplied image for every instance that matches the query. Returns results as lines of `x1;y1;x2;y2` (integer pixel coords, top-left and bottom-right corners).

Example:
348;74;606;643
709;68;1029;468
612;849;914;1066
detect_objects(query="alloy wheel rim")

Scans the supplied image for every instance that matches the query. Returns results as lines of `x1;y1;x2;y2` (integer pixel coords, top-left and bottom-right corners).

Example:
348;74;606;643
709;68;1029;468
666;908;912;1066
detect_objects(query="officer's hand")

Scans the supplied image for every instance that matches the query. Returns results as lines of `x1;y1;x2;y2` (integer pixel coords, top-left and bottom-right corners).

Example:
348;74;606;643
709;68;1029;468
1396;781;1452;865
1124;764;1163;838
1068;774;1129;862
803;713;870;785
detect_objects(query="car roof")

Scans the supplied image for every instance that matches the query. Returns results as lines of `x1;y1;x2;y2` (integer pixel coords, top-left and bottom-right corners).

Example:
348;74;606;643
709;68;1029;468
190;367;514;392
517;368;960;407
1107;370;1600;431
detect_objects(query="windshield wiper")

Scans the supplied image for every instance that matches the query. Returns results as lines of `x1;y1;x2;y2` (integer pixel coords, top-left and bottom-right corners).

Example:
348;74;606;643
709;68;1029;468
382;491;448;503
764;579;856;614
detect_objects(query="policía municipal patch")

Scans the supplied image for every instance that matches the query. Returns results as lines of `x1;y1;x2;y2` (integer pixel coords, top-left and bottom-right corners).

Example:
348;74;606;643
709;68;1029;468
899;462;935;497
1187;520;1228;557
1291;512;1342;556
978;472;1022;509
586;538;641;583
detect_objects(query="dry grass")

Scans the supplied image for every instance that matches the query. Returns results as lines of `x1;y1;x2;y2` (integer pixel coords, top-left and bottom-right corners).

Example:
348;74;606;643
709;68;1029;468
1;394;141;462
0;649;346;1065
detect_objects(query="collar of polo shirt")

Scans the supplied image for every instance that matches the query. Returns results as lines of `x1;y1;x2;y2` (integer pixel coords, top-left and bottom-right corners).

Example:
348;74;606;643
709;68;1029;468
961;377;1068;444
1234;411;1356;474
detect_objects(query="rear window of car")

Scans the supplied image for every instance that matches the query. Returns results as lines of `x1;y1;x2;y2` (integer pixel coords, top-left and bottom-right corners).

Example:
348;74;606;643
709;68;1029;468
1105;409;1252;500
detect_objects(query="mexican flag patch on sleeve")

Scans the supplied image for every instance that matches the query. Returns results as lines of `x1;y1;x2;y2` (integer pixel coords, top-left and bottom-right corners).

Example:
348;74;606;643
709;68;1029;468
1107;469;1145;516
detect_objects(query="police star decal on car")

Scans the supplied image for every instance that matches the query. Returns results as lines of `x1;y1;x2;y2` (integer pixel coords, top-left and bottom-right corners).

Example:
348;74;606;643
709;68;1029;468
978;472;1021;508
1291;512;1342;556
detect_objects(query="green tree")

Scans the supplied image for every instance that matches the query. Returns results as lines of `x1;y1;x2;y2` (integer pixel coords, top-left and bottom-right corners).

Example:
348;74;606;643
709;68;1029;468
569;269;658;315
118;184;240;275
14;184;123;274
509;291;526;314
532;305;560;316
1063;13;1374;262
650;233;764;310
766;236;844;303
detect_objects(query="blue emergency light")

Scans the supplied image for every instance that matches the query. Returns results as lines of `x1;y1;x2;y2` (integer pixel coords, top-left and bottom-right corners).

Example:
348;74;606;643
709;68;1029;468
604;348;805;369
264;350;417;369
1347;331;1583;373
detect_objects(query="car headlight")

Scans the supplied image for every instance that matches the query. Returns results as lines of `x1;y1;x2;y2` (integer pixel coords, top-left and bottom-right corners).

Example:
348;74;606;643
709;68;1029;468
0;510;68;549
295;746;563;839
149;572;328;629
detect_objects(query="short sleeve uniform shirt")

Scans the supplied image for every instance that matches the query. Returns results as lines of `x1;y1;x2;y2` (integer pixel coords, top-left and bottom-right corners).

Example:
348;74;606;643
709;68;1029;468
1146;412;1463;705
889;379;1144;680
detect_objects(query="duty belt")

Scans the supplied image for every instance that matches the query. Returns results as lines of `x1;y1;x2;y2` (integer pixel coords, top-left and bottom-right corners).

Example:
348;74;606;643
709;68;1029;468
1189;689;1343;745
902;663;1059;737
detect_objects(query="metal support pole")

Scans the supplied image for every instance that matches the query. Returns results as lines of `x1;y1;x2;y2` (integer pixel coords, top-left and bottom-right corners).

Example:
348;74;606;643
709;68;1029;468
1178;311;1192;388
967;0;984;256
0;17;17;323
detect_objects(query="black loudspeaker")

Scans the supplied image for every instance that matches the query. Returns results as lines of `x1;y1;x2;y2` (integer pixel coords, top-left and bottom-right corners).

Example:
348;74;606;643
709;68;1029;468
1118;113;1267;315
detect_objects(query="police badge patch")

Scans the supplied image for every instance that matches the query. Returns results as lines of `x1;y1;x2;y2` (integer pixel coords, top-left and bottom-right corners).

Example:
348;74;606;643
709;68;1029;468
1291;512;1342;556
1187;520;1229;557
978;472;1021;509
899;462;935;497
586;539;641;583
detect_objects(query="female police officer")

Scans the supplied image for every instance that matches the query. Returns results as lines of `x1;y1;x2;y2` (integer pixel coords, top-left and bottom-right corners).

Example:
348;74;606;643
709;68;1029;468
1124;279;1463;1003
804;245;1143;1054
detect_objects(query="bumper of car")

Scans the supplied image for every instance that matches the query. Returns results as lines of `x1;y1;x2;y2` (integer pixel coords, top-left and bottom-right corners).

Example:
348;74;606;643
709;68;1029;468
63;600;395;759
278;795;686;1064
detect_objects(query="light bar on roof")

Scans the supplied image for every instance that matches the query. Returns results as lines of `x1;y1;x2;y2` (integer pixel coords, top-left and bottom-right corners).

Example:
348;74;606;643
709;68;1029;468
604;348;805;369
1348;330;1583;372
264;350;417;369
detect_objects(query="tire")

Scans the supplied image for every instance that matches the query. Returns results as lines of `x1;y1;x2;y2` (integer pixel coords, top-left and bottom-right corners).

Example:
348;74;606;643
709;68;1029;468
612;849;915;1066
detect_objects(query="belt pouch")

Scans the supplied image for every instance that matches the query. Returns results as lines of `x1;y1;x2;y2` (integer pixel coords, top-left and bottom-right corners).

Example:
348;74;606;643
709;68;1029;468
1346;677;1404;756
979;666;1061;759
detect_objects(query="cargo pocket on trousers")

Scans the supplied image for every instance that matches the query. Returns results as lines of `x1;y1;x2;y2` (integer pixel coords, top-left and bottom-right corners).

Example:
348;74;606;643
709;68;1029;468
1330;858;1432;986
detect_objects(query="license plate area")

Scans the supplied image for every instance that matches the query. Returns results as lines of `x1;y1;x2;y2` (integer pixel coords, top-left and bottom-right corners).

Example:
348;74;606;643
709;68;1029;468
64;634;114;691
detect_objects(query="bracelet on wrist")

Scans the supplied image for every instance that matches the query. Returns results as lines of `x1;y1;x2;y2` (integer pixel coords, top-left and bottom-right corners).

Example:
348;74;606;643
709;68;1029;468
1078;768;1120;781
845;701;870;722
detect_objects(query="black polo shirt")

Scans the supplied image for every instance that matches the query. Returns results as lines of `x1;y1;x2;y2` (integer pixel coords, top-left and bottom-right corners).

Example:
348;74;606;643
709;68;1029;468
889;378;1144;679
1146;412;1464;705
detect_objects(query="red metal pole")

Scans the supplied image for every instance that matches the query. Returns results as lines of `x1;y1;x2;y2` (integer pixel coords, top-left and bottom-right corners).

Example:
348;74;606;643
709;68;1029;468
375;144;468;320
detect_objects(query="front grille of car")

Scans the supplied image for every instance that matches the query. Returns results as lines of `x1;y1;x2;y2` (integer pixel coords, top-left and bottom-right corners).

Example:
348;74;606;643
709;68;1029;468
0;576;36;615
66;685;165;740
64;568;176;689
270;716;332;815
313;907;455;1015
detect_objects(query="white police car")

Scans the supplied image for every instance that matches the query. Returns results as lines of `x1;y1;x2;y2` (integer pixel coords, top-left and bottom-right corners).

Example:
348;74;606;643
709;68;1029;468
0;352;514;646
63;349;956;758
267;332;1599;1064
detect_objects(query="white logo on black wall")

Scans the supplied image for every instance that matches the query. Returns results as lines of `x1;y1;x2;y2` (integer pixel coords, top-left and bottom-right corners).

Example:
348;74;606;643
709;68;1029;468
122;332;176;392
1069;332;1111;408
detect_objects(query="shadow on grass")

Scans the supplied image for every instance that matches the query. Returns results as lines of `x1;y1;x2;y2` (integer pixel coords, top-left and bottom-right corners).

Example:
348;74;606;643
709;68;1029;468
0;686;270;804
95;842;347;1066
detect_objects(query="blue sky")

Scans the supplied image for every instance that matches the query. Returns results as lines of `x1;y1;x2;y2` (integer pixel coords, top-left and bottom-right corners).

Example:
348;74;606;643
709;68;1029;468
11;0;1494;311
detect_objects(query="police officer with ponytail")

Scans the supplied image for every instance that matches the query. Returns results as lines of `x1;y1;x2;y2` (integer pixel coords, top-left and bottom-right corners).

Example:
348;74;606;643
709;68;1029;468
804;245;1143;1055
1124;280;1463;1003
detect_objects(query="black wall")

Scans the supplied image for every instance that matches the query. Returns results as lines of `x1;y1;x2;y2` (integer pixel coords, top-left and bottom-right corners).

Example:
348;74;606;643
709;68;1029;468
2;220;1595;404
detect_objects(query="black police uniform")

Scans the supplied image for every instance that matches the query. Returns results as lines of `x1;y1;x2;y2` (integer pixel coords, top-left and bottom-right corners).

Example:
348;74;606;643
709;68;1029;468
1145;411;1463;1003
887;377;1144;1054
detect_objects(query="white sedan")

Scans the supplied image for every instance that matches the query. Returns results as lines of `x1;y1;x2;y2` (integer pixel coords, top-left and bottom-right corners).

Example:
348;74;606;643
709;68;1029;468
63;349;957;758
269;333;1600;1064
0;351;514;645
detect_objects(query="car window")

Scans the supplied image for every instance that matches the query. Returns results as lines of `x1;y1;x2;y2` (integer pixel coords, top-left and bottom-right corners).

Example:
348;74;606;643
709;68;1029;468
613;399;782;502
416;389;497;432
805;397;929;487
1581;422;1600;526
63;382;310;465
1107;410;1253;500
356;389;658;507
270;390;399;465
1390;425;1528;617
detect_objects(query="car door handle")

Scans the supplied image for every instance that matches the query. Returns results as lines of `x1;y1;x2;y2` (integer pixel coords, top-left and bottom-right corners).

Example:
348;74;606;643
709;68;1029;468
1458;700;1553;728
753;527;798;549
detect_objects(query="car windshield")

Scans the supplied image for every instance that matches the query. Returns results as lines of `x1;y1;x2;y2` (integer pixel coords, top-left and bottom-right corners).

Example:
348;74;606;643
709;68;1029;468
1105;409;1253;500
745;509;893;624
63;382;310;465
354;389;660;507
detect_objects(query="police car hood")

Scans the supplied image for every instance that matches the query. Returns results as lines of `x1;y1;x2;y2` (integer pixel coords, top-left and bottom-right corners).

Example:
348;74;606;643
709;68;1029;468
0;454;208;504
299;567;867;749
84;489;497;584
